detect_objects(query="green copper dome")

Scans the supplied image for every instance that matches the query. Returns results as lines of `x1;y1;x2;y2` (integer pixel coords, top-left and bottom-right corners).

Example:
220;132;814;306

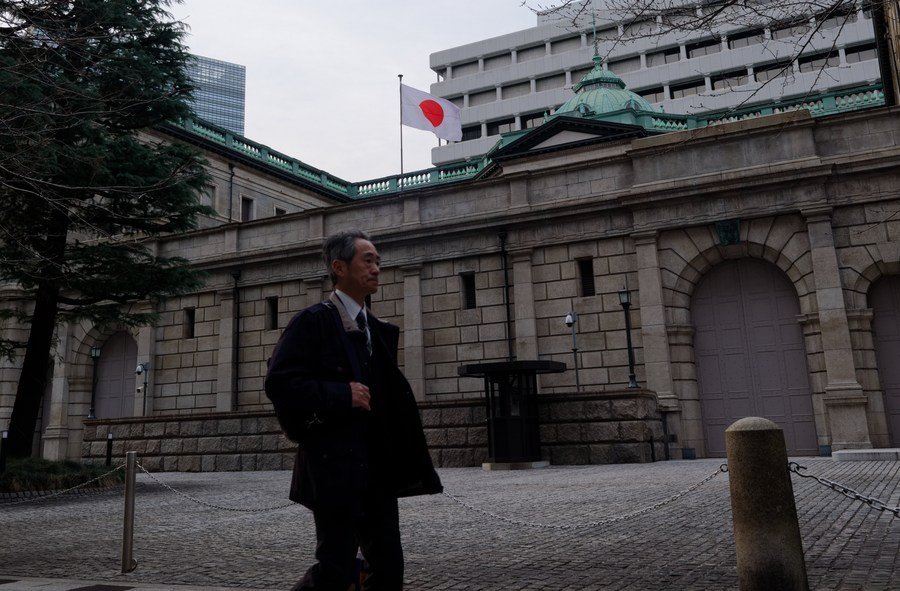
557;55;656;116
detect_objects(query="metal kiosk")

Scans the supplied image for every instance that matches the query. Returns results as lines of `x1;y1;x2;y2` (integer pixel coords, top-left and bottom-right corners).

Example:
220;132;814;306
458;360;565;467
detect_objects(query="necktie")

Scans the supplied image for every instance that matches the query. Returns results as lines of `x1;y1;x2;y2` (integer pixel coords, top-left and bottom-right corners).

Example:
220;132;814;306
356;310;372;356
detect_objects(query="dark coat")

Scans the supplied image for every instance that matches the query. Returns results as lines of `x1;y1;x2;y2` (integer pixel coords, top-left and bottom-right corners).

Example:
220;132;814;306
264;292;442;511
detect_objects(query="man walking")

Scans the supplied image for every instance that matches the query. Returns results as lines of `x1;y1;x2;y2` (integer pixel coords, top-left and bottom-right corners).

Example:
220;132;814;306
265;230;442;590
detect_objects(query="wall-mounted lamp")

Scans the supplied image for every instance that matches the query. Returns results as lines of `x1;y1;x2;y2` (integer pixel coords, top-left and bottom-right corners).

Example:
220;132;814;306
135;362;149;397
618;288;639;389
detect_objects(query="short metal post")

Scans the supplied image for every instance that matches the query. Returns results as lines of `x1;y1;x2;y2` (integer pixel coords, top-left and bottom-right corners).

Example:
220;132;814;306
0;430;8;473
106;432;113;467
726;417;808;591
659;410;671;461
121;450;137;573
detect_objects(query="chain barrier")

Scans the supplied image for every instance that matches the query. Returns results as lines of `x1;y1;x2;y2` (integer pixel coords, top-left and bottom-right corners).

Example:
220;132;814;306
788;461;900;518
442;466;724;530
1;463;125;506
136;461;297;513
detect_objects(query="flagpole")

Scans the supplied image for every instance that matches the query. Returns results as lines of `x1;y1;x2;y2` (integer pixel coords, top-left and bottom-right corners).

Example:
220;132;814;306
398;74;404;182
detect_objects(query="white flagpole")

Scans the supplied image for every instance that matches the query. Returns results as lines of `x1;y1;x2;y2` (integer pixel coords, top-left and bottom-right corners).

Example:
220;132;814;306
398;74;404;180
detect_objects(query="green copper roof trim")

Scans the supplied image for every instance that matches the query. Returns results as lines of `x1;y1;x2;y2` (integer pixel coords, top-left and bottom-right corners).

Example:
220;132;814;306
558;54;656;117
573;55;627;92
172;83;884;200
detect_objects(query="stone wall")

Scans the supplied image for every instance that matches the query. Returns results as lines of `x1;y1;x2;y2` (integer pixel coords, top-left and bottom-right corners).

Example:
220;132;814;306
82;411;295;472
82;390;665;471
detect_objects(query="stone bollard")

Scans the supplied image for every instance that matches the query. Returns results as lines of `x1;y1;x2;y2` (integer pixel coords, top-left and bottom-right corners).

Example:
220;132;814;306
725;417;809;591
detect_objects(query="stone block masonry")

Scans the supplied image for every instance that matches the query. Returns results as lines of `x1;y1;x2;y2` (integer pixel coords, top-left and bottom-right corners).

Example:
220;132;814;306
82;411;296;472
82;390;666;471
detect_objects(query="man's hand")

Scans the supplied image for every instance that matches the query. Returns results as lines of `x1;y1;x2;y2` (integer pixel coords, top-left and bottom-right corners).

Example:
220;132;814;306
350;381;371;411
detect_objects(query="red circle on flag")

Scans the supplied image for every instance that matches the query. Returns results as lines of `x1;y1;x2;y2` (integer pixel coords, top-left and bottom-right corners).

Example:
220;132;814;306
419;100;444;127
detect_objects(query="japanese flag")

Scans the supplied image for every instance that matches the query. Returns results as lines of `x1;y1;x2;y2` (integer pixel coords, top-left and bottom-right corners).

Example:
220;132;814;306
400;84;462;142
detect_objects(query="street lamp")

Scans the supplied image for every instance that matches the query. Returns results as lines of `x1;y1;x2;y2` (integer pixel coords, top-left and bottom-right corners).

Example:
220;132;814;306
88;345;102;419
618;288;639;389
565;309;580;392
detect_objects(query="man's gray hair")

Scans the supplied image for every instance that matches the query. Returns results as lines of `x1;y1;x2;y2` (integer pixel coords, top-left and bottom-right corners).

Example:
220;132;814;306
323;229;370;284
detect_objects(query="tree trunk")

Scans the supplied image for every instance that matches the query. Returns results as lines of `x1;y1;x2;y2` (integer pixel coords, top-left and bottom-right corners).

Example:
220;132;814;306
6;281;61;457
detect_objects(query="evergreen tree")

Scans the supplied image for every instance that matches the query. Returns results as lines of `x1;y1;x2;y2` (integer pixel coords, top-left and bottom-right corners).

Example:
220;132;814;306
0;0;211;456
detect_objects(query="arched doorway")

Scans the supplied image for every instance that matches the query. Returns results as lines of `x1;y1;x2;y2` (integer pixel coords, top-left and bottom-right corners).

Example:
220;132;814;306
95;331;137;419
871;275;900;446
692;259;817;457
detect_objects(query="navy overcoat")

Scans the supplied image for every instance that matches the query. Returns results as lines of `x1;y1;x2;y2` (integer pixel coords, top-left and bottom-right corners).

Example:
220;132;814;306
264;292;442;511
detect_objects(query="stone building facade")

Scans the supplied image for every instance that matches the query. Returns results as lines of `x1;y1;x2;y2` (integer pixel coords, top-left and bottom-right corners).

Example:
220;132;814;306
3;104;900;469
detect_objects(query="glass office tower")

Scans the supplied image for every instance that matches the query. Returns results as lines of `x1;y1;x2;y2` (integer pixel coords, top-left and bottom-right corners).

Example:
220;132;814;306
187;55;246;135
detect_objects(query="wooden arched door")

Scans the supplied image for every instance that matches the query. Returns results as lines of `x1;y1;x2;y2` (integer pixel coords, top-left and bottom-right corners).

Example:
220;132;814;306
692;259;817;457
871;276;900;446
95;331;137;418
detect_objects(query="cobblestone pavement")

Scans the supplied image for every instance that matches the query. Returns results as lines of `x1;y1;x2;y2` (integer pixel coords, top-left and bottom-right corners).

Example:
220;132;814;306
1;458;898;590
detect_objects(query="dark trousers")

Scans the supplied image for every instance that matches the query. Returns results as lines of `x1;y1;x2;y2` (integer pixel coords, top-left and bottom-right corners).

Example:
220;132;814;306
293;491;403;591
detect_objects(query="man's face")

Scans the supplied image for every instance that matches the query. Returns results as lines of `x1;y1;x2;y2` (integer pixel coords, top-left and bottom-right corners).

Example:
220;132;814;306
333;239;380;303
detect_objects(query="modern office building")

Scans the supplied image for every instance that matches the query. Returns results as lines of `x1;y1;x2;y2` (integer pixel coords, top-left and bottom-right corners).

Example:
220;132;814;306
186;54;246;135
428;0;881;164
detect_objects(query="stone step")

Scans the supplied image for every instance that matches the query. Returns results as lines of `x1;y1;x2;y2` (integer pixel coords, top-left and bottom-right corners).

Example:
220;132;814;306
832;448;900;461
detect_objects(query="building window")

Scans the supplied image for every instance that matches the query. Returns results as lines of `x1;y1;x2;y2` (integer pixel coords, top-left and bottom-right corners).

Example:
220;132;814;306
449;95;464;108
595;26;618;42
622;20;653;39
817;5;858;29
608;56;641;75
771;21;811;40
670;79;706;99
646;48;680;68
469;89;497;106
274;206;286;216
201;184;216;208
687;38;721;58
460;273;477;310
637;86;666;103
487;118;515;136
461;125;482;141
522;112;547;129
711;70;749;90
536;73;566;92
728;29;764;49
755;62;791;83
577;259;596;297
570;66;593;84
452;61;479;78
551;35;581;55
502;81;531;100
798;51;840;72
845;43;877;63
241;196;253;221
266;297;279;330
516;44;546;63
484;53;512;70
184;308;196;339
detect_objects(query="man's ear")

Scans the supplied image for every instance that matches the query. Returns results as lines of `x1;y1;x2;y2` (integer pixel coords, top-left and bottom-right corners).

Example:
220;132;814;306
331;259;346;280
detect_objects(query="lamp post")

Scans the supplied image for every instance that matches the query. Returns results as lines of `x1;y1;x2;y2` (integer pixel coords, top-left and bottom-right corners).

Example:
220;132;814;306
565;309;580;392
88;346;102;419
618;288;639;389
